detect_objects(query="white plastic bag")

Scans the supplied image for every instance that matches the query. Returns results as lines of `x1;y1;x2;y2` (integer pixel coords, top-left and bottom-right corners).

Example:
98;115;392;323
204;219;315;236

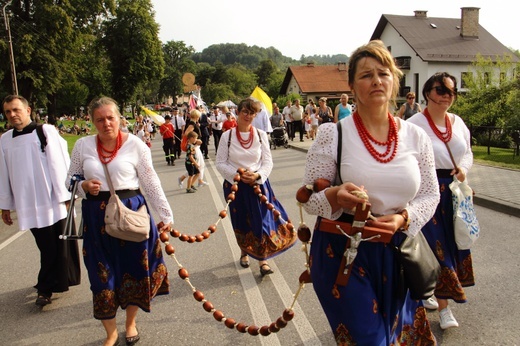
449;177;480;250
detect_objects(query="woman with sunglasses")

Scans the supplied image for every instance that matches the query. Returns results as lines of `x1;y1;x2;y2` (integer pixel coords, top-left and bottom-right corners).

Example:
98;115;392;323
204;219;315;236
215;98;297;277
397;91;422;120
408;72;474;330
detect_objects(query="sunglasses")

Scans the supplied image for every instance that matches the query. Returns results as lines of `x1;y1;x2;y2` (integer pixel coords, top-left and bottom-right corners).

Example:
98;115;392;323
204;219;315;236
407;96;414;99
431;86;457;97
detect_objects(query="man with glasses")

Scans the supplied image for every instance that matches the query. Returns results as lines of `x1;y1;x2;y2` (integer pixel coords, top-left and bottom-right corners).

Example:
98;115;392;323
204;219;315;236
398;92;422;120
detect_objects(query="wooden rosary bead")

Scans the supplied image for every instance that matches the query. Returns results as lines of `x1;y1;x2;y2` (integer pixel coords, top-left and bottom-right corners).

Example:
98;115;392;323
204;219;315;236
208;225;217;233
297;224;311;242
227;193;235;202
260;195;268;203
201;231;210;239
275;317;288;329
224;318;236;329
283;309;295;321
170;229;181;238
231;184;238;192
159;232;169;243
273;210;281;219
266;203;274;210
296;185;313;203
247;325;259;336
299;270;312;283
193;290;204;302
179;234;189;242
187;236;196;243
259;325;271;336
233;173;241;182
164;244;175;255
195;235;204;242
268;322;280;333
237;167;246;175
178;268;189;279
254;186;262;195
213;310;224;321
313;178;331;192
219;210;227;218
236;323;248;333
203;301;213;312
286;222;295;232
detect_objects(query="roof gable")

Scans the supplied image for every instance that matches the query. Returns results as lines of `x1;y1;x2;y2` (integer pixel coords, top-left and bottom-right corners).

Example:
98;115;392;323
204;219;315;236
371;13;518;63
281;64;349;94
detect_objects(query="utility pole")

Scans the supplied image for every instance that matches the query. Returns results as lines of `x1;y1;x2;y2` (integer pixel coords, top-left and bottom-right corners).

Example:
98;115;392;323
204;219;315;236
3;0;18;95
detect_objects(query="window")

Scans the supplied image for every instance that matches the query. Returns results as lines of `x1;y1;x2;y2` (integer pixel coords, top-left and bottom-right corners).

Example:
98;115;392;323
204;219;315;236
395;56;411;70
461;72;473;88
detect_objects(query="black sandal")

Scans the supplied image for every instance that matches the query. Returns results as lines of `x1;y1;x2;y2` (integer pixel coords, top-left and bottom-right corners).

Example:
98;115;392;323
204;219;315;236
125;328;140;346
35;295;52;307
239;254;250;268
260;264;274;277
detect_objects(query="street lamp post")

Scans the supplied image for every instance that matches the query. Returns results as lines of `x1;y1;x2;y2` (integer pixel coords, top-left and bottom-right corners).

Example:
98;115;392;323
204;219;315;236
3;0;18;95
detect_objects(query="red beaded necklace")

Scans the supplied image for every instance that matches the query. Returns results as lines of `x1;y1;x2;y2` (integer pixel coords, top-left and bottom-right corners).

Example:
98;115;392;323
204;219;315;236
236;127;254;149
423;108;452;143
96;131;122;164
353;112;398;163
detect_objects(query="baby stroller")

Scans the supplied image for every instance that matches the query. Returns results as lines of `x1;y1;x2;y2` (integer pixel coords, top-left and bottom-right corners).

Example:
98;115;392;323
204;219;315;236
270;126;289;149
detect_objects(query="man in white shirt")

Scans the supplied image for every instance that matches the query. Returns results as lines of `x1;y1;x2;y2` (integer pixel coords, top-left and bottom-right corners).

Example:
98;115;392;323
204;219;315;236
0;95;80;307
290;99;305;142
209;106;226;154
282;100;293;140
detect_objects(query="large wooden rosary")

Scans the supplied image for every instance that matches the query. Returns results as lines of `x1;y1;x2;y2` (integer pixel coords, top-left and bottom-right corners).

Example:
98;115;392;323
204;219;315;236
158;168;315;336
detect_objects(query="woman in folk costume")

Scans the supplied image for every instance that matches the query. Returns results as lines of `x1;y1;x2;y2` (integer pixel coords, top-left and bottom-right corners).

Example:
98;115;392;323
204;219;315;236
66;97;173;346
408;72;474;329
216;98;297;277
301;40;440;345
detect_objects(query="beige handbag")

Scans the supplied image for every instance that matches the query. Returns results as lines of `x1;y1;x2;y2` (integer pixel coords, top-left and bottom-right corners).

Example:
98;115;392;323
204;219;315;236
102;164;150;242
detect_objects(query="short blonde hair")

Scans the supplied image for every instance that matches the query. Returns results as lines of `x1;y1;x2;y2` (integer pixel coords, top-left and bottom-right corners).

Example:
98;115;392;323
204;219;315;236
189;109;201;119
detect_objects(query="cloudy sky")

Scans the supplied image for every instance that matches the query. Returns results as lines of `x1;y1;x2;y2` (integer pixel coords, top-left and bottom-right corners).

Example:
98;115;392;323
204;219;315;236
152;0;518;60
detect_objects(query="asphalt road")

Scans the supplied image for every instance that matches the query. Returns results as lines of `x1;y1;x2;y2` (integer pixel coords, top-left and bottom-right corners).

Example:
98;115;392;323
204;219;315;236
0;140;518;345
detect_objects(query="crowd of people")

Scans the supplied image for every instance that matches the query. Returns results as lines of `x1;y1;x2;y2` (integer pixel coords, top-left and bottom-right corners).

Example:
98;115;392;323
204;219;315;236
1;39;477;345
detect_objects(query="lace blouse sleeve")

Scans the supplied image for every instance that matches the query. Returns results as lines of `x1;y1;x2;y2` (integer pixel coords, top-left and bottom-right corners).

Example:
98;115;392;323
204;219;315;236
405;130;440;237
136;142;174;224
301;123;343;220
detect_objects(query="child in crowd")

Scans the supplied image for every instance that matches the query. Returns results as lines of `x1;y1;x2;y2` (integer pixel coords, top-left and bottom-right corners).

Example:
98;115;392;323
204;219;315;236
185;131;200;193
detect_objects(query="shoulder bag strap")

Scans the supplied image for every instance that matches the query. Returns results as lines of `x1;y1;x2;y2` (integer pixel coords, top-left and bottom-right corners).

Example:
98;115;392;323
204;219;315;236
35;124;47;153
102;164;117;196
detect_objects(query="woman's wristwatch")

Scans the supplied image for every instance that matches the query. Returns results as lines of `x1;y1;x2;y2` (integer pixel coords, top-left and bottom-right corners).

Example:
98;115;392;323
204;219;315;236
399;209;410;231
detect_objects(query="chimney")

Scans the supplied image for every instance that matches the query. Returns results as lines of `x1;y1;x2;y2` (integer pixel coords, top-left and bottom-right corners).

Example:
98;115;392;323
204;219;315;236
414;10;427;18
460;7;480;39
338;62;347;71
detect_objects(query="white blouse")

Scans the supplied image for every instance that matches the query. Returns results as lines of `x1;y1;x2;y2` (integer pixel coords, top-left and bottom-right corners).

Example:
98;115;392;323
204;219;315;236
67;134;173;224
216;127;272;184
302;117;440;236
407;112;473;174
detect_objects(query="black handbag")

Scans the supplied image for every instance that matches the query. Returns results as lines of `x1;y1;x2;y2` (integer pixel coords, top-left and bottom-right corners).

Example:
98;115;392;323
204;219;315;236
394;231;441;300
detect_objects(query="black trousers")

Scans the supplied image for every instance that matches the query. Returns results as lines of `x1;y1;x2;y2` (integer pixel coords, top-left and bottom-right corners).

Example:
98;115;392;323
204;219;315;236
30;218;81;295
293;120;304;140
201;134;210;157
286;122;295;139
174;130;183;157
162;137;175;163
212;129;223;153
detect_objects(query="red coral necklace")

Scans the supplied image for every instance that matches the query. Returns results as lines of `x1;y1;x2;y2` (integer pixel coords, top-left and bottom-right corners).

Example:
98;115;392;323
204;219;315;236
353;112;398;163
236;127;254;149
97;131;122;164
423;108;452;143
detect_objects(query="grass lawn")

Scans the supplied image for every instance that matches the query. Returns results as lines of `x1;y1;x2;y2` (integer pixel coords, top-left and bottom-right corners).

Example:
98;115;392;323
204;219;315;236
472;145;520;170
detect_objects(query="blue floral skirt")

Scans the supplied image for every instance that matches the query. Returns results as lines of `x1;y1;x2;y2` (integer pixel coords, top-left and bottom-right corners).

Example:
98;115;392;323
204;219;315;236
310;216;436;345
81;194;169;320
223;179;297;260
421;175;475;302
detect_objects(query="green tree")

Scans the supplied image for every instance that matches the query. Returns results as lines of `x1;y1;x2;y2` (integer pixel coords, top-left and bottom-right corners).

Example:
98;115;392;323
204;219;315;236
159;40;195;101
255;59;278;88
102;0;164;107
